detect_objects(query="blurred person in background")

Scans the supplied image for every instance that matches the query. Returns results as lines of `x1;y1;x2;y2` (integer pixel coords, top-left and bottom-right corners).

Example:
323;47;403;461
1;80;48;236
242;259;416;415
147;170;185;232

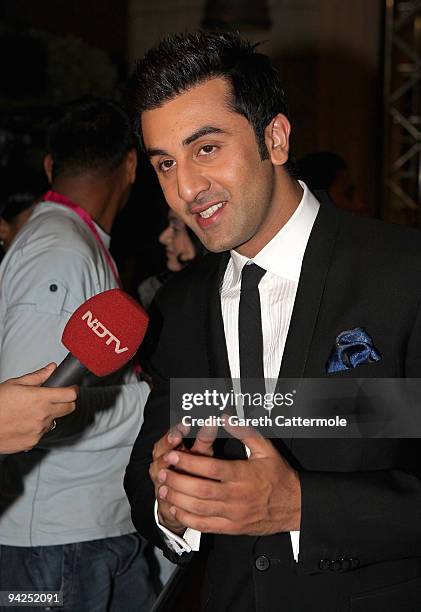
159;210;197;272
138;209;206;310
0;97;153;612
0;191;36;252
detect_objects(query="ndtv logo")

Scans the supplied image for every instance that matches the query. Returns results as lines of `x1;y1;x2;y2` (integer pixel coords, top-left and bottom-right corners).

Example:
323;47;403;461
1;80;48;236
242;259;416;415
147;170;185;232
81;310;128;354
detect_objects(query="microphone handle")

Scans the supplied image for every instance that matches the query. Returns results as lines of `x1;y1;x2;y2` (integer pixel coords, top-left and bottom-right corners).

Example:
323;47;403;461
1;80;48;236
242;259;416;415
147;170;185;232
42;353;89;388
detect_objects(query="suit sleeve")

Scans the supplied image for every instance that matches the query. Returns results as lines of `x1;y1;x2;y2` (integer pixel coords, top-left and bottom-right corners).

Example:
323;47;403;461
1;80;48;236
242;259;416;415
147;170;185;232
124;296;194;565
297;299;421;574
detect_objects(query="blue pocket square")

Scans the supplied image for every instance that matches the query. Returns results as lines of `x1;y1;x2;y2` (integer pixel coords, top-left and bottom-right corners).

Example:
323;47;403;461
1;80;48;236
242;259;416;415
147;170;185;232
326;327;381;373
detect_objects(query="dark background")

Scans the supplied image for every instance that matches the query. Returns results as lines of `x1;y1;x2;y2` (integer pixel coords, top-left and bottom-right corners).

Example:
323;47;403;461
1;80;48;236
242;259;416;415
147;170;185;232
0;0;411;294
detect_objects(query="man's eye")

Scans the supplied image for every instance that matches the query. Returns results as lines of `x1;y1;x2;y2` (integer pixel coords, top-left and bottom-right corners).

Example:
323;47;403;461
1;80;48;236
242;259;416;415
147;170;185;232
158;159;175;172
199;145;217;155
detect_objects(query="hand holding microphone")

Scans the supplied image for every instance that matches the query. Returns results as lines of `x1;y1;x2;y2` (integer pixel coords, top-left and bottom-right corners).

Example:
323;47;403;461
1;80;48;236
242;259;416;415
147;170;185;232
0;364;77;454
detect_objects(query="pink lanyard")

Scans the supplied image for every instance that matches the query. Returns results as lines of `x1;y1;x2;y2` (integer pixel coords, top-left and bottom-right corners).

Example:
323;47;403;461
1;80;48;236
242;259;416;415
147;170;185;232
42;190;121;287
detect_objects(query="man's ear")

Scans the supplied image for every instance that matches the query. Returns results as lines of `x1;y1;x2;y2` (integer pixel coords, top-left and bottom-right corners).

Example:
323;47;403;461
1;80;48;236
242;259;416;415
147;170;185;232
264;114;291;166
44;154;54;184
125;148;138;184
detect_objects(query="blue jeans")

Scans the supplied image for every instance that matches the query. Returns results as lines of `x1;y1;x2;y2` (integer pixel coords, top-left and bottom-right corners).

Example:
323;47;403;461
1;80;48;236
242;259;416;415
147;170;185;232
0;534;155;611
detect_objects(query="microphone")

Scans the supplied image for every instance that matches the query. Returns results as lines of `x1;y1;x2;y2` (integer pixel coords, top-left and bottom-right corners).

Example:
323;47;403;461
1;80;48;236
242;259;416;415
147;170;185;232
43;288;149;387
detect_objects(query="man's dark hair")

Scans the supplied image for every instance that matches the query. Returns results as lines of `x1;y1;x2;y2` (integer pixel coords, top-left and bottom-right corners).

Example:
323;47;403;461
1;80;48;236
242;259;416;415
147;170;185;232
47;97;135;179
127;31;289;160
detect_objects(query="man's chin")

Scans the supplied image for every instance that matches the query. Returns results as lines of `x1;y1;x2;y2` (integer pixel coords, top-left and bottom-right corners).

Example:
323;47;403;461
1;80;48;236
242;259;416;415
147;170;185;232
200;237;233;253
201;232;252;254
202;242;242;254
191;224;249;253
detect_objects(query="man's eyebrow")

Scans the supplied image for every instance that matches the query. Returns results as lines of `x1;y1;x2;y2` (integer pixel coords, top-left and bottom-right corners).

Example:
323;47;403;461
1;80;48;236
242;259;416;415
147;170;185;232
146;126;229;158
182;126;228;147
147;147;168;158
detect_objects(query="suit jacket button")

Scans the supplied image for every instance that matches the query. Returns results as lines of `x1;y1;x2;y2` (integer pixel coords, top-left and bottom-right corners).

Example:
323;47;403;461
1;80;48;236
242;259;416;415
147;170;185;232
330;560;342;572
319;559;330;571
255;555;270;571
350;558;360;569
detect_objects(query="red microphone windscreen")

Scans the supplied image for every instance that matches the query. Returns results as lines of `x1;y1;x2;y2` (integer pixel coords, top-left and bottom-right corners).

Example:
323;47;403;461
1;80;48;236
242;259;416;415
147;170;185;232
62;289;149;377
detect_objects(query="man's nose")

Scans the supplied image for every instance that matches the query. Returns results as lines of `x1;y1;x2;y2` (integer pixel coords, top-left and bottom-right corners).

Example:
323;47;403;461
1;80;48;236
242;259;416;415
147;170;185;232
176;161;210;203
159;226;172;245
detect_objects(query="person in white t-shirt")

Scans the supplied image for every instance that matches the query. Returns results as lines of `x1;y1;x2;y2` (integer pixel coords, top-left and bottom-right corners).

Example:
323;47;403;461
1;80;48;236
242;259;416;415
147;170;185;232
0;97;154;611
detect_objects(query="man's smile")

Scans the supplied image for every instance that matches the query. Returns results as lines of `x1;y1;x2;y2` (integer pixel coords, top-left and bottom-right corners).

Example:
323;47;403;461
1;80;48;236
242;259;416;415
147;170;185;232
193;200;227;229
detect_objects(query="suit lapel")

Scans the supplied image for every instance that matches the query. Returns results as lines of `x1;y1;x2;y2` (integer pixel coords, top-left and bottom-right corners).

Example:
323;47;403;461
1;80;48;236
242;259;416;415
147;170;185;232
279;198;340;379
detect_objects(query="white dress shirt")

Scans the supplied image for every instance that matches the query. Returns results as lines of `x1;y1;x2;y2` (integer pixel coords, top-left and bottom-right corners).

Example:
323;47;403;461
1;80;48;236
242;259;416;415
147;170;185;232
156;181;320;560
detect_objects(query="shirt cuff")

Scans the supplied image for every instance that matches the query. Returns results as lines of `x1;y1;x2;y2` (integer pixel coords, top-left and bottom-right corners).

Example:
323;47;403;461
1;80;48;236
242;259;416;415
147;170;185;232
154;500;201;555
290;530;300;562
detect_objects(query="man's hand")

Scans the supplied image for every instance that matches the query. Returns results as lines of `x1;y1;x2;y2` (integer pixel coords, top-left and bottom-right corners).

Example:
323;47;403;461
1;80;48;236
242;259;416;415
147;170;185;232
156;423;301;536
0;363;78;454
150;422;217;535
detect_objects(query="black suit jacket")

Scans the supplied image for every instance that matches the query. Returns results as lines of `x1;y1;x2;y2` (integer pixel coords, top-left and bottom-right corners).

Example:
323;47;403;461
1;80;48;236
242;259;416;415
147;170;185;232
125;201;421;611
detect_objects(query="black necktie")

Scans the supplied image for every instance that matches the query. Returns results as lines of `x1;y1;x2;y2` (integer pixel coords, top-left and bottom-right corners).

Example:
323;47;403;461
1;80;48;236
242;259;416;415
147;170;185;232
239;263;266;398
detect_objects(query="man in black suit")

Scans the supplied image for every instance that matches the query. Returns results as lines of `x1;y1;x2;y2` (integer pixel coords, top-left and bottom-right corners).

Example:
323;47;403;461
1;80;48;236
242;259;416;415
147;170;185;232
125;32;421;611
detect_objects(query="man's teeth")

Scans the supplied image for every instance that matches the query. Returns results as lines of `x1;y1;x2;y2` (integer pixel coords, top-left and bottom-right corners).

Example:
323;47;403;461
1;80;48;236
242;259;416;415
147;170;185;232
199;202;224;219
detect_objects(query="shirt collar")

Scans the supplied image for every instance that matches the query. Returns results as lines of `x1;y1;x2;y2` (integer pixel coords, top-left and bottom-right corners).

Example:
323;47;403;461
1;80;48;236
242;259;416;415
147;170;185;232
230;181;319;284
